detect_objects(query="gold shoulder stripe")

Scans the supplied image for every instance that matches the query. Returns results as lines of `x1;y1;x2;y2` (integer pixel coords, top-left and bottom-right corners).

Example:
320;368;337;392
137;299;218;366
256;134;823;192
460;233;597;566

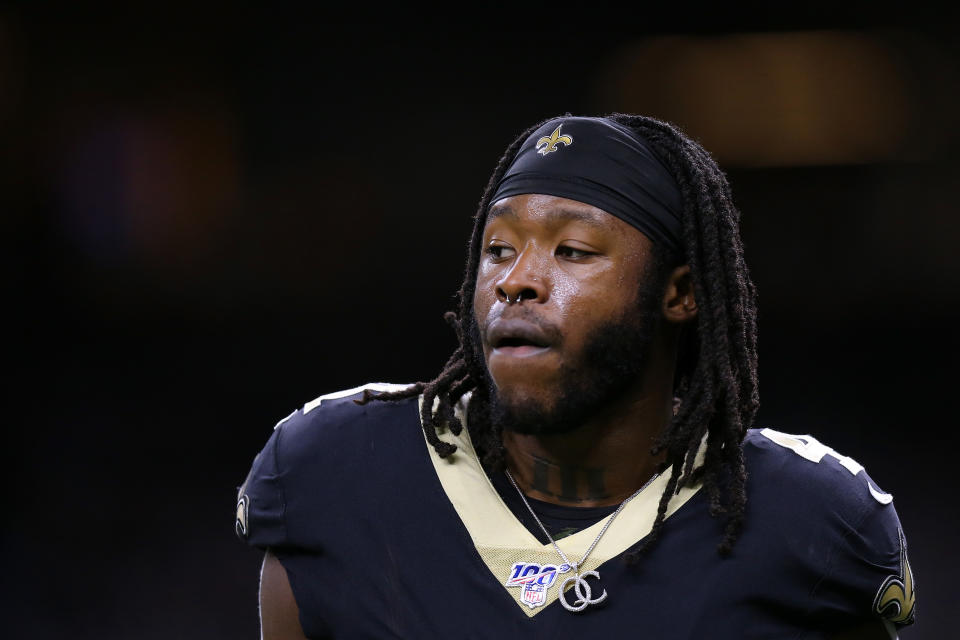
301;382;410;416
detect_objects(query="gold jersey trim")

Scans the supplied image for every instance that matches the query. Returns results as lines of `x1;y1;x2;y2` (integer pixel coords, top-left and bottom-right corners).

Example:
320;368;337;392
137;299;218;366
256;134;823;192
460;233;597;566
420;393;706;617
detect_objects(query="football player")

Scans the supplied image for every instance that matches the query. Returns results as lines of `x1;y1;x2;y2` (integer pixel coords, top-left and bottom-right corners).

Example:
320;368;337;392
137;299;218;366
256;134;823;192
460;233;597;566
237;114;915;639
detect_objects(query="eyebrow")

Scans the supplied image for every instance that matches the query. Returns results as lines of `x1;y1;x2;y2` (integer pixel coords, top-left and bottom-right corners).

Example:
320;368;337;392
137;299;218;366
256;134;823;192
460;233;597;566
486;203;609;230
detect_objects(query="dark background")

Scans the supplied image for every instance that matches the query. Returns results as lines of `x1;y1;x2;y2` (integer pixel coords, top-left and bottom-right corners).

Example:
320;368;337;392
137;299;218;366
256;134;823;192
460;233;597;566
4;7;957;639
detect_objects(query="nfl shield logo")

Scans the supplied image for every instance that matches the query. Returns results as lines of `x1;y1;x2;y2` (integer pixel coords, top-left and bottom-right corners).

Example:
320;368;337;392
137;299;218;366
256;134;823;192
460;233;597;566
506;562;566;609
522;583;547;608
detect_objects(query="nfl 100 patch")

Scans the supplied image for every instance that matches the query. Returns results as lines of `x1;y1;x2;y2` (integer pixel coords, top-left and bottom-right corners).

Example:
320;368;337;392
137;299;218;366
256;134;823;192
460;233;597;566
504;562;572;608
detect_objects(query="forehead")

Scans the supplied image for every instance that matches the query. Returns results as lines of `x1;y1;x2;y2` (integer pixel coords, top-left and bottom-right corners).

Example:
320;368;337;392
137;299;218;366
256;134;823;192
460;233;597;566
485;194;651;245
487;194;617;230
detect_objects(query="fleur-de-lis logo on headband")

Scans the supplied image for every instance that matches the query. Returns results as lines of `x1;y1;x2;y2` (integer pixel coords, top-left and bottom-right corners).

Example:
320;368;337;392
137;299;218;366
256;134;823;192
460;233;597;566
535;125;573;156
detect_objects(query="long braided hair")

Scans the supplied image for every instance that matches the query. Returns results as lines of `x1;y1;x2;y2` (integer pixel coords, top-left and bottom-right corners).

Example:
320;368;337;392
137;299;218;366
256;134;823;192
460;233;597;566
359;113;759;557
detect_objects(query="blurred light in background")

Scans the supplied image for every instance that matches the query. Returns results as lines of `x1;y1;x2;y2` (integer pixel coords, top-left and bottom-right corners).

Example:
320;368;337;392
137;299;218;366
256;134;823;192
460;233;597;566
598;30;956;167
4;14;957;639
55;105;240;268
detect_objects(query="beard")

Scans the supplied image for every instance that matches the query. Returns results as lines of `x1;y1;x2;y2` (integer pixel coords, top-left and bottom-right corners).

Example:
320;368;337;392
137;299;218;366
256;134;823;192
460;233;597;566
473;281;664;437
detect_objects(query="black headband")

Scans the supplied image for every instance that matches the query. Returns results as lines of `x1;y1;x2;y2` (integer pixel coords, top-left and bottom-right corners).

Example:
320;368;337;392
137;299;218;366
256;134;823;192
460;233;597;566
489;117;683;252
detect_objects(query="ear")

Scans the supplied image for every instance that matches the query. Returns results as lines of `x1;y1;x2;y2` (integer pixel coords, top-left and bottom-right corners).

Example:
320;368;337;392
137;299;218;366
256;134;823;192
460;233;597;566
662;265;698;324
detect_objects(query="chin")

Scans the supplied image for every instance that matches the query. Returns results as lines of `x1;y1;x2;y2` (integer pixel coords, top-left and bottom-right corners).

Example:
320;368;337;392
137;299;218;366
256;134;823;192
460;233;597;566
484;343;648;437
488;381;593;436
474;300;658;436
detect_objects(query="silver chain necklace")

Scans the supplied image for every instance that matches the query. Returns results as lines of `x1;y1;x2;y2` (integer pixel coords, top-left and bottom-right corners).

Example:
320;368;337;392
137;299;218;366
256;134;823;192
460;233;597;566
505;469;660;612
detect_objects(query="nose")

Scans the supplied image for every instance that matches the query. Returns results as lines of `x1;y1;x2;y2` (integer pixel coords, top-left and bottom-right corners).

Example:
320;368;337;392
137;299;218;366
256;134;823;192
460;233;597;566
496;247;549;305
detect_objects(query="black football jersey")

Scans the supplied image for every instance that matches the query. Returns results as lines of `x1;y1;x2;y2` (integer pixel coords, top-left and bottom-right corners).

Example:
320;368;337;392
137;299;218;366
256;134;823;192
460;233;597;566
236;384;916;639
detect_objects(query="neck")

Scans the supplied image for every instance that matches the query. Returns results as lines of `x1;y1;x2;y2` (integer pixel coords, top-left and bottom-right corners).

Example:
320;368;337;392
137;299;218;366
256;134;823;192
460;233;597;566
502;341;675;508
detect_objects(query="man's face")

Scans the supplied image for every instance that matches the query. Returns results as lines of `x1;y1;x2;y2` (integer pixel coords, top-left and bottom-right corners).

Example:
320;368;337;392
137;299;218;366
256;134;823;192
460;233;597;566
473;193;663;434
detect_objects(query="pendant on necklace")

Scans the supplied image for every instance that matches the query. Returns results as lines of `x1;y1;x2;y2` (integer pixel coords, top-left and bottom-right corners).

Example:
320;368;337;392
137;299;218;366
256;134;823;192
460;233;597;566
558;569;608;612
505;469;659;614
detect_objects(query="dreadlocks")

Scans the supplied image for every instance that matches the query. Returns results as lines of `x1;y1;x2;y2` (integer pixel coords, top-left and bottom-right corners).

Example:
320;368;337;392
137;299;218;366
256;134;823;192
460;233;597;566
359;113;759;558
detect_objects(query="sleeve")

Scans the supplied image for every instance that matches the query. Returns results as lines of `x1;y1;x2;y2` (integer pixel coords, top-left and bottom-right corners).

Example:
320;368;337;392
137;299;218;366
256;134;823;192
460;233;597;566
810;479;917;631
234;412;295;550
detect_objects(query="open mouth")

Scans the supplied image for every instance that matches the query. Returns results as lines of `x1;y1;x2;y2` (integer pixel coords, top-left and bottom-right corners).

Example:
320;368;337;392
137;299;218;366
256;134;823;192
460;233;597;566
487;319;555;357
494;336;549;349
494;344;550;358
493;343;550;357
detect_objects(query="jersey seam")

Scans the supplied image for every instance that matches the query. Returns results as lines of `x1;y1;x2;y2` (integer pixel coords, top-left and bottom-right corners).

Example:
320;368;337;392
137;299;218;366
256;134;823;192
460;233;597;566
803;491;876;633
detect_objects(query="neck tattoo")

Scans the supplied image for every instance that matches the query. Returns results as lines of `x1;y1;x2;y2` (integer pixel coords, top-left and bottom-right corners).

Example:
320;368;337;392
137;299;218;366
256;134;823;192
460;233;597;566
505;468;660;613
530;456;610;502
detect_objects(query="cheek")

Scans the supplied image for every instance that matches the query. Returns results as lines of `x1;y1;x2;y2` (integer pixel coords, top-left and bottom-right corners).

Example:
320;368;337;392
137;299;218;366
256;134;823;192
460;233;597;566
475;260;497;290
474;258;509;315
549;269;577;311
472;269;495;330
551;264;616;316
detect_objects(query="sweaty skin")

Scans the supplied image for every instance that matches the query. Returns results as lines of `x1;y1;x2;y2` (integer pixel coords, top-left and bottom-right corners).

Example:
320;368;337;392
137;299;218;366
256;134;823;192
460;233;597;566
474;194;696;507
257;193;893;640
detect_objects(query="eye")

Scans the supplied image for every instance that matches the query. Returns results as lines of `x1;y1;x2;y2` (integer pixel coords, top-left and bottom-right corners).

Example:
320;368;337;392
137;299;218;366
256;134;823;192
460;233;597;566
555;245;596;260
485;243;516;261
